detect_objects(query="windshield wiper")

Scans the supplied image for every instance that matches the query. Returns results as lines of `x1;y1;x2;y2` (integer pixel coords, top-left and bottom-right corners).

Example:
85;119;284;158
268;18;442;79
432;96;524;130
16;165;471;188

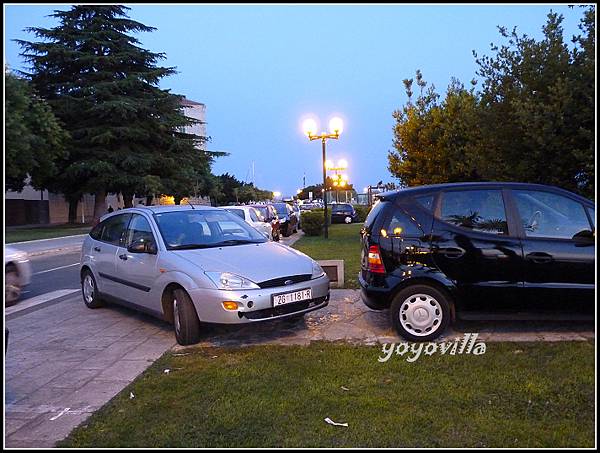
211;239;265;247
169;243;213;250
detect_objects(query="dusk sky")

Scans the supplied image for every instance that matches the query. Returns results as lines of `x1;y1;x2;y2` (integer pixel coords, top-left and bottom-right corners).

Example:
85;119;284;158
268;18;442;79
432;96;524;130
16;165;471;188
4;4;585;197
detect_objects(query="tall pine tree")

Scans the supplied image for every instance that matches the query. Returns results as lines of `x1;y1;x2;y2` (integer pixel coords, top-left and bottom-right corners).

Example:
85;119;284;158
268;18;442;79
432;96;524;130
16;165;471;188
17;5;217;221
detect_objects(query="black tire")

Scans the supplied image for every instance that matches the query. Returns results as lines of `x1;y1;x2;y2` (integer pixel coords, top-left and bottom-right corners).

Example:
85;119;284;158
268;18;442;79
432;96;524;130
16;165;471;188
390;284;451;342
81;269;105;308
281;223;290;237
172;288;201;345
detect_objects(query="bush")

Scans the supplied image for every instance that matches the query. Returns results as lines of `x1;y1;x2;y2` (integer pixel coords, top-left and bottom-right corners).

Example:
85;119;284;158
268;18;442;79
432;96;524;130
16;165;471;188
354;205;371;223
301;210;327;236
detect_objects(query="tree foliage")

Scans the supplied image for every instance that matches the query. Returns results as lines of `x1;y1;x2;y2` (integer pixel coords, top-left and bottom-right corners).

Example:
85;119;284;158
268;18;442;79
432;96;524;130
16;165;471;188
211;173;273;205
389;7;595;199
17;5;220;219
5;68;68;192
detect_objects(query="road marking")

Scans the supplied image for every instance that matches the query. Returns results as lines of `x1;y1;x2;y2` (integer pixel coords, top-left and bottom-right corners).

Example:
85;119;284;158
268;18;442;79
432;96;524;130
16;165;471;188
34;263;79;275
5;289;79;316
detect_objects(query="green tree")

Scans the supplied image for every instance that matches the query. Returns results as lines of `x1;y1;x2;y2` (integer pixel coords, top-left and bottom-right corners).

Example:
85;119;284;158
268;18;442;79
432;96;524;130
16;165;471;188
474;8;595;197
17;5;217;221
5;68;68;192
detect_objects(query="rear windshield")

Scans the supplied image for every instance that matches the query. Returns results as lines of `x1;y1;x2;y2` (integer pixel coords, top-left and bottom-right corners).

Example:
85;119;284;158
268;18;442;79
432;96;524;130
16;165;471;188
364;200;388;230
274;204;288;215
332;204;352;211
225;209;245;219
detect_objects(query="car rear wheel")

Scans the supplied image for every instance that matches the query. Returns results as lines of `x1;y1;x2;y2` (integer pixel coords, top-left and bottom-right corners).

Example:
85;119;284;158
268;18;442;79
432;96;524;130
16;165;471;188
81;269;105;308
390;284;451;342
172;288;201;345
5;264;21;307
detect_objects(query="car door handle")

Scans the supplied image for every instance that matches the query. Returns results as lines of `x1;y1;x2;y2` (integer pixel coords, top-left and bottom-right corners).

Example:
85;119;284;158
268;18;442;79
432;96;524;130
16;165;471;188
93;246;101;252
526;252;553;264
118;254;128;261
437;247;465;259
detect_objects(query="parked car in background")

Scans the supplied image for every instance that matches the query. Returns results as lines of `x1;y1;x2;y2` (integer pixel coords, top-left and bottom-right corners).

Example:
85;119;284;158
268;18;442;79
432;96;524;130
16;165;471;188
5;246;32;307
331;203;359;224
80;206;330;345
273;202;298;236
223;205;274;240
251;204;281;241
290;203;302;230
359;182;595;342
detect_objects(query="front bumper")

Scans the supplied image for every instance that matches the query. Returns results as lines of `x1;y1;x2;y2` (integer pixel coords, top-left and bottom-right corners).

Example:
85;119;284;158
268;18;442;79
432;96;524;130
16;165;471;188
188;273;330;324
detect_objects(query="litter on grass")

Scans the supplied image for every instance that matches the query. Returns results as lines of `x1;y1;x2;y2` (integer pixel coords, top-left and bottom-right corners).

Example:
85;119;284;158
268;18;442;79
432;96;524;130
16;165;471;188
341;386;350;391
129;392;135;399
324;417;348;427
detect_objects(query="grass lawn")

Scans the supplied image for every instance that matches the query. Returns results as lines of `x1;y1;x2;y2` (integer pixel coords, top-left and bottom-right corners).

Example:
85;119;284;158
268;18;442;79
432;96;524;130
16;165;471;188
59;341;595;448
5;224;92;243
293;223;362;288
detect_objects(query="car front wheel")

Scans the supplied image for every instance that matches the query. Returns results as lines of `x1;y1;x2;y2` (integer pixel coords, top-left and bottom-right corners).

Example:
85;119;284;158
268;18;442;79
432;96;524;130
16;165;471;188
390;284;451;342
172;288;201;345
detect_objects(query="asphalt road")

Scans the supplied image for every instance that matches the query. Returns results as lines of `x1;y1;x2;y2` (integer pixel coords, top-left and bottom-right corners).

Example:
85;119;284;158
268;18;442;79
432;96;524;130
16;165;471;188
23;250;82;300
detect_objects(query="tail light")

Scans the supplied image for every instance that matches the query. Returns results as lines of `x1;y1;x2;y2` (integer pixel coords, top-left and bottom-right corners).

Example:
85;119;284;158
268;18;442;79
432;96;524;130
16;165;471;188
367;245;385;274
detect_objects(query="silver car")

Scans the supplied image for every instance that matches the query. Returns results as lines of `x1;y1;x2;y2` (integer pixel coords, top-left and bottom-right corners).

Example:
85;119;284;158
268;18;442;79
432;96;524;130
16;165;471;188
80;205;329;345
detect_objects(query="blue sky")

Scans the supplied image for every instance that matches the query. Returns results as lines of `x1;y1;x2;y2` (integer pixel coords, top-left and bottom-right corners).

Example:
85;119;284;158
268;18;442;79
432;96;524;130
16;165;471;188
4;4;586;197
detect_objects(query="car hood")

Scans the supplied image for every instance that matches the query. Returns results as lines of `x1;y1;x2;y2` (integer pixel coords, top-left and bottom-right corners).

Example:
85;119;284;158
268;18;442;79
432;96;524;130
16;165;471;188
173;241;313;283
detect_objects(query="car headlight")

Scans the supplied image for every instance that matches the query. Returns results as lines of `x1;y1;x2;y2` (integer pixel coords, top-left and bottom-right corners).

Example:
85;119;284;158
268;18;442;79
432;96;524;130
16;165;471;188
205;272;260;290
311;260;325;279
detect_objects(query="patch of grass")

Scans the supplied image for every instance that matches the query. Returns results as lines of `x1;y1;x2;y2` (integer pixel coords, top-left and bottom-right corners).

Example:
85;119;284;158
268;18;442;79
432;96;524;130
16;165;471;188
5;224;92;243
59;341;595;448
293;223;362;288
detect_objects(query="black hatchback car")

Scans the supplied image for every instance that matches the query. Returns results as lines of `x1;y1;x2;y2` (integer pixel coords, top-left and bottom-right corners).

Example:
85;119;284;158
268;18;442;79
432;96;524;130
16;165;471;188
331;203;359;223
359;182;595;341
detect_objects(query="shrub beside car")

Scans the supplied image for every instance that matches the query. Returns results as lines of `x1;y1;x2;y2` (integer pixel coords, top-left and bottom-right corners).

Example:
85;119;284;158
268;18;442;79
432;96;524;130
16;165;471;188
301;210;326;236
354;205;371;223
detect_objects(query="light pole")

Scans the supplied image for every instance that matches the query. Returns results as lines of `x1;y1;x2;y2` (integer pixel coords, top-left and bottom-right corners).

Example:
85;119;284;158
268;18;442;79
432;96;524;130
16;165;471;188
302;117;344;239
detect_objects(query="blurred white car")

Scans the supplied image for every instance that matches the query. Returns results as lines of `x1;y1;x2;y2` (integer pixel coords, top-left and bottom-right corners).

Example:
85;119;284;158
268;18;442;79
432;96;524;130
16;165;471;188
223;206;274;240
5;246;32;306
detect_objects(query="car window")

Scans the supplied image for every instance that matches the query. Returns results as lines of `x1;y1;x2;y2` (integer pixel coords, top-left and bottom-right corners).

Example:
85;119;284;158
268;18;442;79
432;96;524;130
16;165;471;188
381;209;423;238
364;199;387;230
154;210;266;249
124;214;155;247
513;190;592;239
440;190;508;235
226;209;245;220
333;204;352;212
249;208;260;222
90;222;103;240
99;214;132;246
415;194;434;211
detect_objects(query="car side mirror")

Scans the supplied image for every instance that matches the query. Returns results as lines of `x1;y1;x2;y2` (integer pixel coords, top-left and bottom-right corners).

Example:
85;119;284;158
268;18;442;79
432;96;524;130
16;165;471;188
128;238;157;254
572;229;595;244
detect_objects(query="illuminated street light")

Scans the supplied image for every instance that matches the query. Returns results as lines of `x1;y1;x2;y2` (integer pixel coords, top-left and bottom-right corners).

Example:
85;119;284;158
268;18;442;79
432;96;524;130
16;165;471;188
301;115;344;239
273;191;281;200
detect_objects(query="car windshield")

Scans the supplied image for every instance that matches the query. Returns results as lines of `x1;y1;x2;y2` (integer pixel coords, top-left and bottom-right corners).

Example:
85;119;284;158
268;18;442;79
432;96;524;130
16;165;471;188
253;206;268;218
274;204;288;215
154;209;267;250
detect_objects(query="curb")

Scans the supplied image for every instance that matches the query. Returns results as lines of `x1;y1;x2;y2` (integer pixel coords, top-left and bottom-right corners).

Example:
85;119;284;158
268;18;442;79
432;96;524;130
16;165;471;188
7;234;88;246
29;246;83;258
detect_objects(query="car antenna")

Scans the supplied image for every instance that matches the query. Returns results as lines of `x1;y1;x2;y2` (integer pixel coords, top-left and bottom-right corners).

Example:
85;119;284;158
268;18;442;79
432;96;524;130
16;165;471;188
186;200;196;210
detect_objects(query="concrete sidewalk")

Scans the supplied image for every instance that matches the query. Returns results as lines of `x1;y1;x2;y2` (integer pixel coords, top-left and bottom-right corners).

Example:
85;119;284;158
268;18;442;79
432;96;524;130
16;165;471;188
8;235;86;257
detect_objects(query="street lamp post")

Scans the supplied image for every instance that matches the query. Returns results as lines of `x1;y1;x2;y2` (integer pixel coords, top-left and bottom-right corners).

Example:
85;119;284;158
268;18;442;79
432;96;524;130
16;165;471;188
302;117;344;239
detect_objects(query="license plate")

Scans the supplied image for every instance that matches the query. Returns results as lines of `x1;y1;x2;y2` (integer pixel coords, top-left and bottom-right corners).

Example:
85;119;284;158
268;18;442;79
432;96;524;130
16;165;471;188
272;288;312;306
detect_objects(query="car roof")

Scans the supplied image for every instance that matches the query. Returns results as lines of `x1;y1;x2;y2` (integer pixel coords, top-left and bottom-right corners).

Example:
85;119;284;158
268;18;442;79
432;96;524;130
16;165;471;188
378;182;593;205
103;205;222;217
